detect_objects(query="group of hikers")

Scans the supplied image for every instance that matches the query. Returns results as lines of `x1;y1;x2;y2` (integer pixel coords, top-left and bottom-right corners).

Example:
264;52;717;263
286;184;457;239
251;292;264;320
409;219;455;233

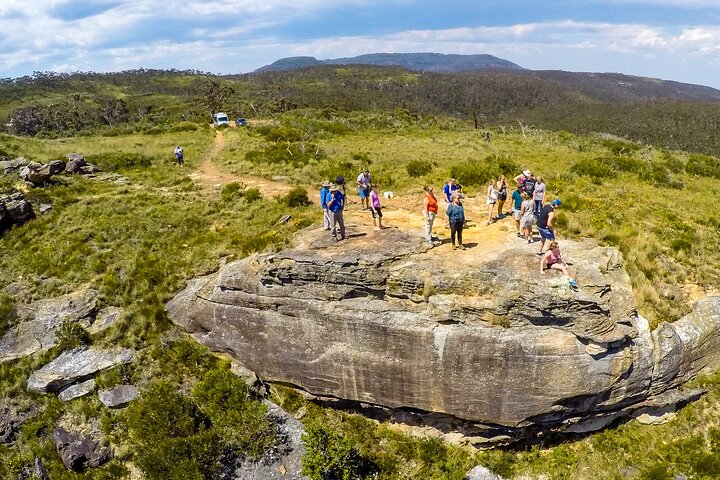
320;167;577;289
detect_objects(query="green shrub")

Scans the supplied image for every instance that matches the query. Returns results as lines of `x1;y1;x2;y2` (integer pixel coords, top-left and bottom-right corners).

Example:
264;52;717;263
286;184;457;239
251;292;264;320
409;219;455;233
302;422;378;480
283;186;311;207
86;152;153;171
168;121;204;132
570;158;617;179
125;381;221;480
244;187;262;203
406;160;434;178
600;138;641;156
221;181;244;202
56;320;91;351
193;368;278;459
245;142;325;167
0;293;18;336
449;154;518;188
686;153;720;178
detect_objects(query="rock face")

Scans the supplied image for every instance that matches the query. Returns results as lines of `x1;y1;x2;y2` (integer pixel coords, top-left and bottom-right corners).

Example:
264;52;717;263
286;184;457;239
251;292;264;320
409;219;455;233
167;226;720;441
0;191;35;233
0;289;98;363
27;347;135;394
53;427;111;472
98;384;140;408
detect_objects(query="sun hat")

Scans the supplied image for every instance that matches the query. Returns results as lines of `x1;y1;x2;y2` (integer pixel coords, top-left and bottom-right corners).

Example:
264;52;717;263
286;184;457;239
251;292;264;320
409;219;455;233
523;169;532;176
322;180;332;187
329;184;339;192
552;199;562;206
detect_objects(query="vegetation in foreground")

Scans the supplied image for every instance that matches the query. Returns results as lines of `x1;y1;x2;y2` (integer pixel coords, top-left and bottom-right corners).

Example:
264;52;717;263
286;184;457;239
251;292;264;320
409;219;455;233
0;111;719;479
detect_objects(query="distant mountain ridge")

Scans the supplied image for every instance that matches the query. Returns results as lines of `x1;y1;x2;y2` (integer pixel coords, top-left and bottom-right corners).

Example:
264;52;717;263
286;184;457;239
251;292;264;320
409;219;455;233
253;52;524;73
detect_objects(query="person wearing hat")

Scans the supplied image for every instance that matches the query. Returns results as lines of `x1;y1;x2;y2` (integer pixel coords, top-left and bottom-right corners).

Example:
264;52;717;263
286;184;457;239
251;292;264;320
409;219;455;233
513;169;532;188
357;169;372;210
536;199;561;256
320;180;332;230
327;184;346;241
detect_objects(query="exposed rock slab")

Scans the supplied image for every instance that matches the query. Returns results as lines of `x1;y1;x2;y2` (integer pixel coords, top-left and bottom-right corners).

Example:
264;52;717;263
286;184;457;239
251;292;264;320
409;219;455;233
98;384;140;408
0;404;37;444
53;427;111;472
467;465;508;480
0;289;98;363
58;379;96;402
27;347;135;394
167;226;720;440
0;191;35;233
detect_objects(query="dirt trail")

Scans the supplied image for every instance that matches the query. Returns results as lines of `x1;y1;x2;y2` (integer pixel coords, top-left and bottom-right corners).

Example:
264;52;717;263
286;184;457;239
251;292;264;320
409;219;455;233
189;129;528;256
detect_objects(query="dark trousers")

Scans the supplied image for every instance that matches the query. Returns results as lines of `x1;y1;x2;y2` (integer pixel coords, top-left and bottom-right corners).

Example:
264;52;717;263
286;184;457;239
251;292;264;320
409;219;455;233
450;221;463;246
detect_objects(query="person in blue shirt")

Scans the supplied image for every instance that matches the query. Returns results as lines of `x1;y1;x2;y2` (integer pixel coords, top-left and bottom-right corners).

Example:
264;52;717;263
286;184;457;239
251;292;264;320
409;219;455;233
445;193;466;250
443;178;458;203
511;185;524;237
320;180;332;230
326;185;346;241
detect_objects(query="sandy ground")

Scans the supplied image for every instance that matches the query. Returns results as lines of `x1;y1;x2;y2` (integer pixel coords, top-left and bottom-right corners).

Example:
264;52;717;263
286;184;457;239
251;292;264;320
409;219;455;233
188;130;537;259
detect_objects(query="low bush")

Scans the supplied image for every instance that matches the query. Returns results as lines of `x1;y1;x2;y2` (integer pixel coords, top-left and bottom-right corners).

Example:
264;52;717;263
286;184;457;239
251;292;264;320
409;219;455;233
686;153;720;178
283;186;311;207
406;160;434;178
570;157;617;179
55;320;91;351
0;293;18;336
86;152;153;171
302;422;379;480
244;187;262;203
449;154;519;188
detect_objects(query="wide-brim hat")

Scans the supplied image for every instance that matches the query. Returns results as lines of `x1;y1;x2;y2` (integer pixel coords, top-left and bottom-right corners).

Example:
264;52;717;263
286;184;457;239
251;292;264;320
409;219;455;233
523;169;532;176
329;185;339;192
322;180;332;187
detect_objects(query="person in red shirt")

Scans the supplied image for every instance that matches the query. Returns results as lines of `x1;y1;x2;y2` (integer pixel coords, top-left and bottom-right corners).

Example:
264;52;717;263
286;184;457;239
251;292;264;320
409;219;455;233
422;186;439;246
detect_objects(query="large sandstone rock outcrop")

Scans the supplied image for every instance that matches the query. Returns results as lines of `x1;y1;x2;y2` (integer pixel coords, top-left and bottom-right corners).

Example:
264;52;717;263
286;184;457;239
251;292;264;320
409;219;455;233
167;226;720;442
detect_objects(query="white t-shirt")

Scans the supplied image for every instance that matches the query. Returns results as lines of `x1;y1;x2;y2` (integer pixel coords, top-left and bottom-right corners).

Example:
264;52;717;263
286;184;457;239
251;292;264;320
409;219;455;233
357;173;371;188
533;183;546;201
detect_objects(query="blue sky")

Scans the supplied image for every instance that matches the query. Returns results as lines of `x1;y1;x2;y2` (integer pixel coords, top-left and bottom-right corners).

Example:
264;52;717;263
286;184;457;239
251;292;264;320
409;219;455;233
2;0;720;88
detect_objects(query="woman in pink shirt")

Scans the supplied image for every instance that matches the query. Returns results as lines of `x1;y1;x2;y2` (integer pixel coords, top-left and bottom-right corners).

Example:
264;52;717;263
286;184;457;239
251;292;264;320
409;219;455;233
540;241;577;288
369;185;384;230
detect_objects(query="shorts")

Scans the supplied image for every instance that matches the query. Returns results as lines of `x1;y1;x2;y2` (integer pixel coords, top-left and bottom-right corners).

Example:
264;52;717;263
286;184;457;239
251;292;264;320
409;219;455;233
371;207;382;218
520;217;534;229
538;227;555;241
486;198;496;205
513;209;521;221
358;188;370;199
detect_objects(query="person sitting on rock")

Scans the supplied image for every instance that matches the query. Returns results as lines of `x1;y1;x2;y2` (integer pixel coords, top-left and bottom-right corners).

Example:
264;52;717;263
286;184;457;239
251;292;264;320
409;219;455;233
540;241;577;288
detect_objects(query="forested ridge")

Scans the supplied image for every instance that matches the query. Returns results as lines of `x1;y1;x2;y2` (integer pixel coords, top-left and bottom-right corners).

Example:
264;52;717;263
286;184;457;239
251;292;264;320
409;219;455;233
2;65;720;156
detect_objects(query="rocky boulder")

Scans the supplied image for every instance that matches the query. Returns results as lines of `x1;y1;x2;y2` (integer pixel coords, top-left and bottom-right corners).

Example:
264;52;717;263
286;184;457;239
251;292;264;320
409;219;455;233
53;427;111;472
65;154;97;175
0;404;37;444
27;347;135;394
167;226;720;443
98;384;140;408
0;191;35;233
0;289;98;363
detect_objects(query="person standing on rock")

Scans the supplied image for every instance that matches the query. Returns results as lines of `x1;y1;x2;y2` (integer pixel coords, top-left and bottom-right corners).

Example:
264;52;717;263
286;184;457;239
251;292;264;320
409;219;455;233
511;184;524;237
369;184;384;230
174;145;184;165
320;180;332;230
446;193;466;250
536;199;561;255
327;185;346;241
519;192;535;243
485;178;498;225
357;169;372;210
533;176;546;217
422;185;439;245
496;174;508;218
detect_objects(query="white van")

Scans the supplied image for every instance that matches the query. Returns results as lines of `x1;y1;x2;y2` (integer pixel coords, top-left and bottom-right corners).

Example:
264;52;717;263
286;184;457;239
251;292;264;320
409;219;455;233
212;112;229;127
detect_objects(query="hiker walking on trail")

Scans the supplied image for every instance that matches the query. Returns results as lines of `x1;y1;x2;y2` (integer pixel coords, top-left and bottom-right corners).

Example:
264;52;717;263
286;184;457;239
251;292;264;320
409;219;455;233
446;194;466;250
540;241;577;288
320;180;332;230
327;185;346;241
536;199;561;255
174;146;184;165
369;184;384;230
422;185;438;245
357;169;372;210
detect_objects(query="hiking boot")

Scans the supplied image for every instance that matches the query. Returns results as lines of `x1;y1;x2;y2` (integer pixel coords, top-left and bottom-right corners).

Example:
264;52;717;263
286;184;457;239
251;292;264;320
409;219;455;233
458;245;466;250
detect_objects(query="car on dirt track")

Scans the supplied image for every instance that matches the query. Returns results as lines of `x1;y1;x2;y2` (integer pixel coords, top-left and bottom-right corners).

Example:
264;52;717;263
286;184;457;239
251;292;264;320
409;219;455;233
212;112;229;127
235;118;247;126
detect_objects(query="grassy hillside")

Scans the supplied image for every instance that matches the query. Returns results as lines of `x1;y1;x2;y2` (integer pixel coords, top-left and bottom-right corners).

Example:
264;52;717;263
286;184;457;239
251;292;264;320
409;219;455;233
1;109;720;478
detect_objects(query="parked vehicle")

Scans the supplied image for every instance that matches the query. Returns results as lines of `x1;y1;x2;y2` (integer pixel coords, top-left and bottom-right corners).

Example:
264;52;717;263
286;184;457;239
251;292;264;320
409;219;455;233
212;112;229;127
235;118;247;127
